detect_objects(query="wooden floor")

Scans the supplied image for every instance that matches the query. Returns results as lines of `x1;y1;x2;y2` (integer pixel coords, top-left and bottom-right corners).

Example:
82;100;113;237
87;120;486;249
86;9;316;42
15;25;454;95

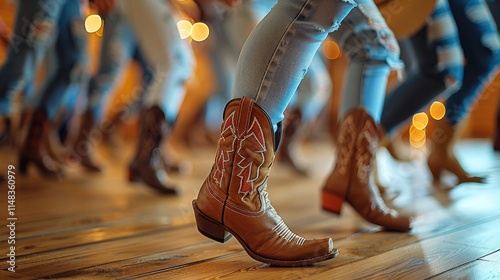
1;138;500;279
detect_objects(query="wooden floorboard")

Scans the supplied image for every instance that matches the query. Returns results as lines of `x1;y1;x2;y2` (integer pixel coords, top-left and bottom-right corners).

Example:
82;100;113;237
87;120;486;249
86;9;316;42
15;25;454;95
0;139;499;279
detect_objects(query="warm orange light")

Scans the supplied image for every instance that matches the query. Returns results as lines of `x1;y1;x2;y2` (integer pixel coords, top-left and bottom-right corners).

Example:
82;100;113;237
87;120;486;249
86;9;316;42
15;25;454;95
322;38;341;60
85;14;102;33
177;20;192;39
191;22;209;42
412;112;429;130
430;101;446;120
409;125;426;142
410;137;426;148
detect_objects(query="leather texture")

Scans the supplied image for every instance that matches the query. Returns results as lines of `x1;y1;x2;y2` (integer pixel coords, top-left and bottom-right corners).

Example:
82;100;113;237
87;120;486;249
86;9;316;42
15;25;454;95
322;108;412;232
128;105;177;194
427;118;485;185
194;97;336;266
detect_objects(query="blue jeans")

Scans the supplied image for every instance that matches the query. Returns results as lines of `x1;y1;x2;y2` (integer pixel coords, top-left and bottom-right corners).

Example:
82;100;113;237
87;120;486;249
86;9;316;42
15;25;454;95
232;0;356;130
85;9;151;121
330;0;402;123
0;0;86;120
233;0;401;128
119;0;195;123
381;0;500;132
219;0;333;126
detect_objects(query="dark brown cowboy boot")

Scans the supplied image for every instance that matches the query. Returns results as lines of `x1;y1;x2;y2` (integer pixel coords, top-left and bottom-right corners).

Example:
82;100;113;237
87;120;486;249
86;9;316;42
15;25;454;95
322;108;412;232
193;97;337;266
19;109;65;178
128;105;177;194
71;110;104;172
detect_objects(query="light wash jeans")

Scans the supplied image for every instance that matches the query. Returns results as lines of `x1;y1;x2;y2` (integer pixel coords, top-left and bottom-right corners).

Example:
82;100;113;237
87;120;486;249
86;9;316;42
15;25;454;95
220;0;333;125
232;0;356;130
85;9;151;121
0;0;86;120
119;0;195;123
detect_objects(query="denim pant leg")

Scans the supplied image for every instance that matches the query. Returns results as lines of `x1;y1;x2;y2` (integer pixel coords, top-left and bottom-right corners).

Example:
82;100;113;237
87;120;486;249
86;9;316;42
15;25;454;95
87;11;138;121
37;0;87;121
292;53;332;122
0;0;64;116
120;0;195;123
380;0;464;133
330;0;401;123
445;0;500;125
232;0;356;129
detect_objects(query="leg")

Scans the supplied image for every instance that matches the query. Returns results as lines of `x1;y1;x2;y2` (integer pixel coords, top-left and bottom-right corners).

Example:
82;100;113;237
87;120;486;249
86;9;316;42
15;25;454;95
380;0;464;133
322;0;411;231
194;0;355;266
0;0;64;116
428;0;500;184
72;9;137;172
120;0;195;194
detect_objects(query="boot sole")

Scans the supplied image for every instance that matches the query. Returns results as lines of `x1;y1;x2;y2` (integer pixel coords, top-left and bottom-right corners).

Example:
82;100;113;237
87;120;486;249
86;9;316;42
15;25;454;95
192;200;338;267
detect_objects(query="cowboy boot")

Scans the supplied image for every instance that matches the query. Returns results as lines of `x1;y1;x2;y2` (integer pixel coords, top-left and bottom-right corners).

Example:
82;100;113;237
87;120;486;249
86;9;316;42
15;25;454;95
322;108;412;232
71;110;104;172
19;109;65;178
128;105;177;194
427;118;485;185
193;97;337;267
276;108;309;176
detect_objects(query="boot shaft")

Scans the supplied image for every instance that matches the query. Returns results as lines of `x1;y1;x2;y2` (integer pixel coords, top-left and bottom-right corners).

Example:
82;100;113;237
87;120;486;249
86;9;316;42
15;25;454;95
198;97;279;220
136;105;169;163
24;109;49;150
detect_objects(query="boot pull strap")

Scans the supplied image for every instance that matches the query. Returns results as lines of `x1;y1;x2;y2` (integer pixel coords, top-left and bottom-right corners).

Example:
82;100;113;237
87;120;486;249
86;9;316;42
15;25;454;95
236;97;254;138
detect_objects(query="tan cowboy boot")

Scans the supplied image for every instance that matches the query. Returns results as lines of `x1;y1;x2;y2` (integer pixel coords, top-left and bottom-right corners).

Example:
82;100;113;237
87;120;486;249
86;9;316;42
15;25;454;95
427;118;485;185
322;108;412;232
193;97;337;266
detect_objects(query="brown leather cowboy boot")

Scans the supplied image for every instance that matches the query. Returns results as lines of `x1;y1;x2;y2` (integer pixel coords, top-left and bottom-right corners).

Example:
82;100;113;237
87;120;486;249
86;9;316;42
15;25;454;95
322;108;412;232
276;108;309;176
71;110;104;172
128;105;177;194
427;118;485;185
193;97;337;266
19;109;65;178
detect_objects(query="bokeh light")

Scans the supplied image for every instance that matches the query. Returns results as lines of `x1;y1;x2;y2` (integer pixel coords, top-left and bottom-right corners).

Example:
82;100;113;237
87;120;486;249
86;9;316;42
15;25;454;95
177;20;193;39
85;14;102;33
430;101;446;120
322;38;341;60
409;124;426;148
409;125;426;142
412;112;429;130
191;22;209;42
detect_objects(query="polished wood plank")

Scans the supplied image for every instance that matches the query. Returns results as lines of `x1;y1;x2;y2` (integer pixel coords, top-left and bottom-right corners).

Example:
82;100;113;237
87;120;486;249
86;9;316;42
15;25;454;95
0;139;499;279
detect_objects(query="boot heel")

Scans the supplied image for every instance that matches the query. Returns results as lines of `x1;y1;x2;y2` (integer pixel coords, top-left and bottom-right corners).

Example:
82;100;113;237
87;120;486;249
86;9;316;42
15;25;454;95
192;200;232;243
321;190;343;215
19;156;29;175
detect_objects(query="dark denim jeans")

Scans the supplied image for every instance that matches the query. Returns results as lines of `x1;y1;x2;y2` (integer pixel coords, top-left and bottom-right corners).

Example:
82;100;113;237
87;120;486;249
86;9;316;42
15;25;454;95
381;0;500;132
